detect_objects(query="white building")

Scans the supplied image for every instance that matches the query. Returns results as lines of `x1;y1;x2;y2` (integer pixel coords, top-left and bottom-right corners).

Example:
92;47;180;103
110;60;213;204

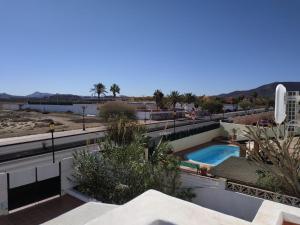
287;91;300;130
43;189;300;225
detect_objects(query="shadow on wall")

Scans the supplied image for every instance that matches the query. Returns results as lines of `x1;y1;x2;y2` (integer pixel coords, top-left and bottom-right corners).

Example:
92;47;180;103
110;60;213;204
194;188;263;222
150;220;177;225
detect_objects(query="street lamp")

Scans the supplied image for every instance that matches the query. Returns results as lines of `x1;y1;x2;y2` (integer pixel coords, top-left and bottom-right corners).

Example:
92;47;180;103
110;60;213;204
49;121;55;163
82;106;86;131
173;109;176;133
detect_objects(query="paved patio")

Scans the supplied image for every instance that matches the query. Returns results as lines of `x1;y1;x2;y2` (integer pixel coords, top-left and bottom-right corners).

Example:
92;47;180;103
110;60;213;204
0;195;84;225
210;157;266;185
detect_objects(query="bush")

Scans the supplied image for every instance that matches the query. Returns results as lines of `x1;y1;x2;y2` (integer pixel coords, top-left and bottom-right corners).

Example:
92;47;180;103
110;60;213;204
72;121;194;204
100;101;136;121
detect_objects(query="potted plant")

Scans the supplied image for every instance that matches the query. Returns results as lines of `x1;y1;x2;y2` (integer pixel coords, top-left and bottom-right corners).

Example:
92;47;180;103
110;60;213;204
200;166;208;176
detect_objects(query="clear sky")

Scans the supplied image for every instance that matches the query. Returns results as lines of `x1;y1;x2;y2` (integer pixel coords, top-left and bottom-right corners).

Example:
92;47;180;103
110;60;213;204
0;0;299;96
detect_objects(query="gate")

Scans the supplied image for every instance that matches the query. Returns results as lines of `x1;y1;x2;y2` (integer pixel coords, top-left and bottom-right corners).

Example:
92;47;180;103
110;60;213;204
7;163;61;211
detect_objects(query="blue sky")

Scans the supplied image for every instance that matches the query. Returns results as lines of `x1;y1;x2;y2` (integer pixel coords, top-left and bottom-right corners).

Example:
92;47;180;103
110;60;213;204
0;0;299;96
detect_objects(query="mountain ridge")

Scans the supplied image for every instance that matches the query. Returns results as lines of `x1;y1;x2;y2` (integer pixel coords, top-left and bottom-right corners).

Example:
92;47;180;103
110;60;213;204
218;82;300;98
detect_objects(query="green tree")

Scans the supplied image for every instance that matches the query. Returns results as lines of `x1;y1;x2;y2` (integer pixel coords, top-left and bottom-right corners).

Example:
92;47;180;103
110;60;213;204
202;99;223;119
153;89;164;110
183;93;197;104
232;97;239;111
252;92;258;108
168;91;181;109
110;84;120;98
239;99;252;111
91;83;107;100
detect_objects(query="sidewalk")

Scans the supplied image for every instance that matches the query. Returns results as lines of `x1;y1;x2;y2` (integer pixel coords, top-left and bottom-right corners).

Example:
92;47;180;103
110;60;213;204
0;126;106;146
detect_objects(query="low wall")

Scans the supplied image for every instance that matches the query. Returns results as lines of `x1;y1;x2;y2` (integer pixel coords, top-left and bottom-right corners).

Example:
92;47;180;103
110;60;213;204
0;156;77;214
180;172;263;222
21;103;99;115
0;173;7;215
61;157;75;194
170;128;222;152
220;122;287;141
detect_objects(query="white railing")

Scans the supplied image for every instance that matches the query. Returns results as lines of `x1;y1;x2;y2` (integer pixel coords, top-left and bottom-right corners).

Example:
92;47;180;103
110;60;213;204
226;181;300;207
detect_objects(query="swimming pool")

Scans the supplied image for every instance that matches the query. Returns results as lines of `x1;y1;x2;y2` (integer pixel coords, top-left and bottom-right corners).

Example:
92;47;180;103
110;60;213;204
185;145;240;166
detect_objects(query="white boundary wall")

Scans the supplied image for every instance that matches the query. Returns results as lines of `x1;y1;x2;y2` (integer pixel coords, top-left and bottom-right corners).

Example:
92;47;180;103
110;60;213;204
220;122;288;141
180;172;263;222
170;128;222;152
0;173;7;215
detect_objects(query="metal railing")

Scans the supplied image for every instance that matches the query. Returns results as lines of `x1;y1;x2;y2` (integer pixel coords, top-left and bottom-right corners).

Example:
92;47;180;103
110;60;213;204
226;181;300;207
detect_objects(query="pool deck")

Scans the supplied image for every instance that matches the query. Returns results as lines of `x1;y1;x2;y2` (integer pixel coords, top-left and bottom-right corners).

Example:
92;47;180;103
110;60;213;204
210;157;268;186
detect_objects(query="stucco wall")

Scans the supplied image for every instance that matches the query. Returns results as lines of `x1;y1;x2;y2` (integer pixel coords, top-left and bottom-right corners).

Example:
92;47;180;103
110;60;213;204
21;103;99;115
0;173;8;215
220;122;288;141
170;128;222;152
180;172;263;222
61;157;75;195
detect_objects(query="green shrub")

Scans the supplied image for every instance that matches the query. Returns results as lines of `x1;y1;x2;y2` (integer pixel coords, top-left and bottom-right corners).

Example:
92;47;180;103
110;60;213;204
72;121;194;204
100;101;136;121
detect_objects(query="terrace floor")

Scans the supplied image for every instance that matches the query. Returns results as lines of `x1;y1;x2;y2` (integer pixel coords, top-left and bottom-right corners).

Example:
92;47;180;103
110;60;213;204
0;195;84;225
210;157;264;185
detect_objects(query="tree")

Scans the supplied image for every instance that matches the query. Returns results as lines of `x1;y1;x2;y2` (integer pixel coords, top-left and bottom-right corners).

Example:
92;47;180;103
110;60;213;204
183;93;197;104
91;83;107;100
168;91;181;109
239;99;252;111
153;90;164;110
110;84;120;98
232;97;239;111
244;126;300;197
100;101;136;122
202;99;223;119
238;95;245;102
252;92;258;108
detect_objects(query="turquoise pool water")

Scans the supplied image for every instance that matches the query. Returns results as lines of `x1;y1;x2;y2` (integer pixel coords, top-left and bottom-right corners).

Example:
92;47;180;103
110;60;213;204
185;145;240;166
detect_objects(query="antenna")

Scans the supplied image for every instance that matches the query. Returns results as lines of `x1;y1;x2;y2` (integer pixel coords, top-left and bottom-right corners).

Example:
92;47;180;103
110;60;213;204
274;84;287;125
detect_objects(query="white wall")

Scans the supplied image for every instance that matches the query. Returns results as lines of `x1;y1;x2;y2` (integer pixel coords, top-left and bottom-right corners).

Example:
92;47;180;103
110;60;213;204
194;188;263;222
170;128;222;152
21;103;100;115
61;157;75;195
220;122;289;141
0;173;8;215
180;172;263;222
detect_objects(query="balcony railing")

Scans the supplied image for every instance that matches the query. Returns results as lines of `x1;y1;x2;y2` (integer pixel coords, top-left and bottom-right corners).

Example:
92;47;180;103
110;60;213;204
226;181;300;207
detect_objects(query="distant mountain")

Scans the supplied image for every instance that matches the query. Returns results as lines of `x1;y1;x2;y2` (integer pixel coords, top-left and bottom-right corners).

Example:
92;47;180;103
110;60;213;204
26;92;54;98
0;93;14;99
218;82;300;98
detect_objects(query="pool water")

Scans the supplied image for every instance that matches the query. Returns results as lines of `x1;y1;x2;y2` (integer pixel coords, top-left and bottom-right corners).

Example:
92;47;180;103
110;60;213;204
185;145;240;166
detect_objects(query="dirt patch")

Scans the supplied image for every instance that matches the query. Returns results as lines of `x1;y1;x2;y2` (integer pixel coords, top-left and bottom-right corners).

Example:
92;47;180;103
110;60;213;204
0;110;104;138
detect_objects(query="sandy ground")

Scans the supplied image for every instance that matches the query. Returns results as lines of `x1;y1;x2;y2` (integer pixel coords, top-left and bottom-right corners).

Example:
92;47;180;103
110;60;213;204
0;110;105;139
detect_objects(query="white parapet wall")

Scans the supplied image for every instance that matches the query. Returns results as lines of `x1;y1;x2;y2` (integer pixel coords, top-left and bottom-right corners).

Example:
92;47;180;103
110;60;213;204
170;128;222;152
61;157;75;195
220;121;288;141
180;172;263;222
0;173;8;215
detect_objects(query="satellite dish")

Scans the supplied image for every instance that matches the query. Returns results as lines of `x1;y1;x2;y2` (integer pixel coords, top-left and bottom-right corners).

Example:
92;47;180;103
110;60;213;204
274;84;287;125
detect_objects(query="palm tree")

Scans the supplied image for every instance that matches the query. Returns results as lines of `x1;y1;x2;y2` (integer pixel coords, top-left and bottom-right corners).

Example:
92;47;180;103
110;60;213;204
153;89;164;110
110;84;120;98
184;93;196;104
252;92;258;108
168;91;181;109
91;83;107;101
